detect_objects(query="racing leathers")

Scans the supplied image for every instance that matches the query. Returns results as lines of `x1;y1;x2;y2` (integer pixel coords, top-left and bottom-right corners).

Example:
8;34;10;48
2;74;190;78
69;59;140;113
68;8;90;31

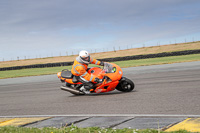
71;56;104;83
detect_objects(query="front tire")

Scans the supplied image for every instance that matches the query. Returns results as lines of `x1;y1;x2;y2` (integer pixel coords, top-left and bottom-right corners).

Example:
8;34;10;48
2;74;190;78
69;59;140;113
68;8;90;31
116;77;135;92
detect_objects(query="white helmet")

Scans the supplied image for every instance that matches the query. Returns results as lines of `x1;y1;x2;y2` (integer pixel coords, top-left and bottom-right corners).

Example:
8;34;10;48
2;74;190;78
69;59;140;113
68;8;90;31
79;50;90;64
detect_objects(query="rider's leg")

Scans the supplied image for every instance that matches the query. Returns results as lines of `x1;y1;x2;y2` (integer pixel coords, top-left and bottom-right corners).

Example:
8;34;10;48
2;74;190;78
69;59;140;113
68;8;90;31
75;76;93;91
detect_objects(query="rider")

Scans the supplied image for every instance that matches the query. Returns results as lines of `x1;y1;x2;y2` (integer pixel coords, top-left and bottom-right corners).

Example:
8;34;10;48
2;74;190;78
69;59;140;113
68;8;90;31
71;50;104;87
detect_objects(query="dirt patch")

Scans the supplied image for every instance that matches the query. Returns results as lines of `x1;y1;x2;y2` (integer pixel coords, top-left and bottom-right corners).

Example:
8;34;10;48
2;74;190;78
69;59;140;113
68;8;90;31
1;42;200;68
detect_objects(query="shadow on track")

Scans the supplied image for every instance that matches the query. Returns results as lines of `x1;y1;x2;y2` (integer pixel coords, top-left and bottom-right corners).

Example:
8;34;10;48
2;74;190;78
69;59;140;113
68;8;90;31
68;90;137;97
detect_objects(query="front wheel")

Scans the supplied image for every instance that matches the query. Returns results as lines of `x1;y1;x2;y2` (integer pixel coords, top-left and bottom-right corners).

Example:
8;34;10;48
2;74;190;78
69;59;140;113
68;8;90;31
116;77;135;92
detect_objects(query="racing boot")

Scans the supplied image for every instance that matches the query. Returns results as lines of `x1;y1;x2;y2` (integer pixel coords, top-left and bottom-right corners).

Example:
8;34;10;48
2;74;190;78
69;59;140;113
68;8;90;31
79;86;90;94
80;83;94;94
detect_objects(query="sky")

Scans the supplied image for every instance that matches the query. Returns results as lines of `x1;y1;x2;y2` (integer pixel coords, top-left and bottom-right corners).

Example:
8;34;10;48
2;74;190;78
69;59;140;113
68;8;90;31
1;0;200;61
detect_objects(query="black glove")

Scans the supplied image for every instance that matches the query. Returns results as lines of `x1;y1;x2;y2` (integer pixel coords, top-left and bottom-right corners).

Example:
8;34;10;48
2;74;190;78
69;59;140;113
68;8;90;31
94;78;103;83
100;61;104;66
60;79;65;83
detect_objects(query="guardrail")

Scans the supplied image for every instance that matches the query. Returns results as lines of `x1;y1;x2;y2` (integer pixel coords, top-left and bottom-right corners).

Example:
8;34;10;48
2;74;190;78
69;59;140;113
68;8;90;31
1;49;200;71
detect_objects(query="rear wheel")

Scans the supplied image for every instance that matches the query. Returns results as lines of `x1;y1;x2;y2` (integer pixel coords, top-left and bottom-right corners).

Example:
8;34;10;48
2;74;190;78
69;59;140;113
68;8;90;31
116;77;135;92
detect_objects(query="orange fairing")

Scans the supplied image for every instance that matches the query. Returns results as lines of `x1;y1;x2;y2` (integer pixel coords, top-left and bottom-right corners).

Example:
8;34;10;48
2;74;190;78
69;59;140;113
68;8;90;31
95;80;119;93
88;67;103;79
57;71;81;84
88;63;123;81
57;72;61;78
65;79;82;84
58;62;123;93
88;62;123;93
104;63;123;81
57;72;66;81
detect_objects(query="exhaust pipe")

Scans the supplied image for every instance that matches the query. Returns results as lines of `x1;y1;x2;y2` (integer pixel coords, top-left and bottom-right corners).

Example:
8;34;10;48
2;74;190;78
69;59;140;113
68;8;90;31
60;86;85;95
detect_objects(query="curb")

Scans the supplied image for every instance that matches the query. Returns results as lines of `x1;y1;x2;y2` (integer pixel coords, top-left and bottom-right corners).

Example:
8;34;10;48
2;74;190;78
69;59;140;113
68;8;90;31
165;118;200;132
0;116;200;131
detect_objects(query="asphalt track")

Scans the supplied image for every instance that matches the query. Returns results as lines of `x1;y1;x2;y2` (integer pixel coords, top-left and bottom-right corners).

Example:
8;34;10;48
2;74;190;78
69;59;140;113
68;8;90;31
0;61;200;116
1;61;200;130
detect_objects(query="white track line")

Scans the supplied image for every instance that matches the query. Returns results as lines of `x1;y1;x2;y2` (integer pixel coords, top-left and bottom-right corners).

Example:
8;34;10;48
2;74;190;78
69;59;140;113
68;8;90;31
1;114;200;118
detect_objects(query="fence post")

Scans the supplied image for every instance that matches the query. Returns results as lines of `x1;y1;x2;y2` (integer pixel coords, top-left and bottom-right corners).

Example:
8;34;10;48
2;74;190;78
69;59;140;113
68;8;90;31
113;47;116;52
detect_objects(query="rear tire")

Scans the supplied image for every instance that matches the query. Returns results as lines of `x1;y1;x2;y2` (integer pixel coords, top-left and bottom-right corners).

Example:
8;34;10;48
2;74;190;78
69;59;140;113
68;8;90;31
116;77;135;92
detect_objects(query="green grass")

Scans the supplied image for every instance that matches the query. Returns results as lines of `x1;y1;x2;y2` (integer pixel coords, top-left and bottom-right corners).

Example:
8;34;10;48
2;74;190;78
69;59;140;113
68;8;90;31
0;125;194;133
114;53;200;68
0;66;71;79
0;54;200;79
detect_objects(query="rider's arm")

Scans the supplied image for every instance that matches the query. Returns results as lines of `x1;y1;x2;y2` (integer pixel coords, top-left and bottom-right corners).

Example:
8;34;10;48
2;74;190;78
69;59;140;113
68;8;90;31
90;58;104;66
72;63;97;82
79;68;97;82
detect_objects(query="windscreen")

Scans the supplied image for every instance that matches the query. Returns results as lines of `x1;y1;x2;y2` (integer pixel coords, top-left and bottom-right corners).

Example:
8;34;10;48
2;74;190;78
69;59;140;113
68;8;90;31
103;63;116;73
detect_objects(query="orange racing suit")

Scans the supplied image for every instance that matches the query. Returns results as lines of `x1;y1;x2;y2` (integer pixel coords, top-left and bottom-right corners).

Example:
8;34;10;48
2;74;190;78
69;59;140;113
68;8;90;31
71;57;102;82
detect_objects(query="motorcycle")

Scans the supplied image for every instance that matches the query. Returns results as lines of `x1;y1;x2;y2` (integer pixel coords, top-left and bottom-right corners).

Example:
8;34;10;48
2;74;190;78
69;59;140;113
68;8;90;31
57;62;135;95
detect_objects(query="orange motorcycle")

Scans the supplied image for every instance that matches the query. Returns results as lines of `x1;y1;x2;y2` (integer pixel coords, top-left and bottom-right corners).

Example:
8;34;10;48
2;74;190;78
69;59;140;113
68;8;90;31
57;62;135;95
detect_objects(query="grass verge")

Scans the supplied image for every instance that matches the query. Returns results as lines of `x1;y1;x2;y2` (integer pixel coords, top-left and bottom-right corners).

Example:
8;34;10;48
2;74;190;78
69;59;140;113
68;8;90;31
0;54;200;79
0;125;194;133
114;53;200;68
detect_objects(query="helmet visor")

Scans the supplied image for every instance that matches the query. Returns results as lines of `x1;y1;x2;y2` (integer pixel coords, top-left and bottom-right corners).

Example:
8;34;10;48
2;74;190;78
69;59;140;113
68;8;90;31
80;56;90;62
